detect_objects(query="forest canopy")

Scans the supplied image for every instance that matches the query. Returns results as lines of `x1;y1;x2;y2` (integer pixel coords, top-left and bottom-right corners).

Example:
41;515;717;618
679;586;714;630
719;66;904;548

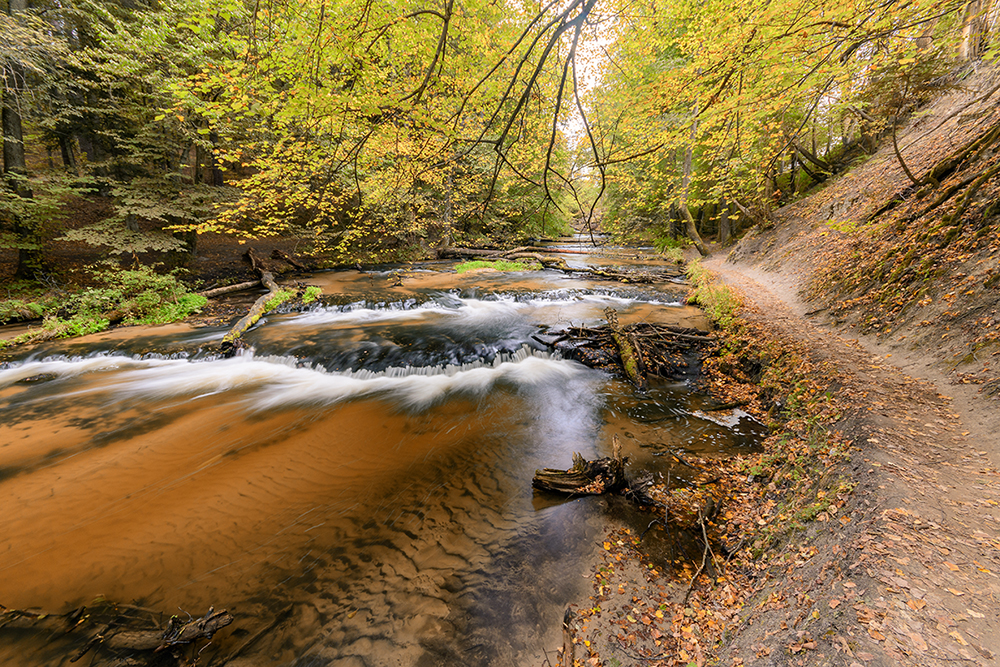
1;0;997;272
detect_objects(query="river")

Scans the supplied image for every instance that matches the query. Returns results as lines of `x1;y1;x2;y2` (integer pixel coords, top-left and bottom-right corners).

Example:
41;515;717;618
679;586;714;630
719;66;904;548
0;239;763;666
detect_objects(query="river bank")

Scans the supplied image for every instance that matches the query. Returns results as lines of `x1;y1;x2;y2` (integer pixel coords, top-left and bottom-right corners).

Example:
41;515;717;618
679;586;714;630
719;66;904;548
562;66;1000;666
562;254;999;667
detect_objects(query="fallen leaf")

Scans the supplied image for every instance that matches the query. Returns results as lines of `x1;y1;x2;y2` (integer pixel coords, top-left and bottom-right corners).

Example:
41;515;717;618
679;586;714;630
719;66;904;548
949;631;969;646
906;599;927;611
945;561;960;572
856;652;875;661
868;627;886;641
829;599;842;609
908;632;928;651
947;588;966;596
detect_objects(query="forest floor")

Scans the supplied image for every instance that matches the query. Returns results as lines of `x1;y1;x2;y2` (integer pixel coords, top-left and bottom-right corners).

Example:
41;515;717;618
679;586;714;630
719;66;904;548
564;66;1000;666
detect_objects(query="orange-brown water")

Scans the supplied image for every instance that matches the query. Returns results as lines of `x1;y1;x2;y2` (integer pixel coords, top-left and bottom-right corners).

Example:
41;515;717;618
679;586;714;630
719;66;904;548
0;250;763;666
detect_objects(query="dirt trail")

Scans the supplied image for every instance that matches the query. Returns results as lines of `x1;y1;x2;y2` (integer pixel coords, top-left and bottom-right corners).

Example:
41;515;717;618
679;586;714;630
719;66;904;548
702;251;1000;665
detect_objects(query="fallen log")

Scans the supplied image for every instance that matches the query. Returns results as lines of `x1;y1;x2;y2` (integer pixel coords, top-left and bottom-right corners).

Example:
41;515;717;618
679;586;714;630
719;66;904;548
198;280;262;298
219;248;300;355
219;271;285;355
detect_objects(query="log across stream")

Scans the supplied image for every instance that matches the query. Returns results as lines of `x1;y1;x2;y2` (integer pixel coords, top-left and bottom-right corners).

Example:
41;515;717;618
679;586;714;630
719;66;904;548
0;239;765;666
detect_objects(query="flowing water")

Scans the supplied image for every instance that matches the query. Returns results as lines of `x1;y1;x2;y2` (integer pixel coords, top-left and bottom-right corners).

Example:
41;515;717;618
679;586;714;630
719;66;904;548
0;240;764;666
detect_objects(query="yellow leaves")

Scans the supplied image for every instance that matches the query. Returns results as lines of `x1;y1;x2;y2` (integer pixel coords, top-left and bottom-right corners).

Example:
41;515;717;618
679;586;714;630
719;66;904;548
908;632;928;651
949;630;970;646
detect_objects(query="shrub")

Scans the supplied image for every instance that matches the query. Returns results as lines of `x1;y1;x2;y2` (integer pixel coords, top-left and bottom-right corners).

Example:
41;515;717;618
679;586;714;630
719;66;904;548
0;265;206;349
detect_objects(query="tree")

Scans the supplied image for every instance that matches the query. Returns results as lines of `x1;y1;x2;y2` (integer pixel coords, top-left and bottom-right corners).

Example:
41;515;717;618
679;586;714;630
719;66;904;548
2;0;68;277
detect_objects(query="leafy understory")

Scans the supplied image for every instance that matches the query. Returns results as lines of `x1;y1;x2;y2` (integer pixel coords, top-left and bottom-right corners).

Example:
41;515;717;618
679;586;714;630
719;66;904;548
0;266;206;350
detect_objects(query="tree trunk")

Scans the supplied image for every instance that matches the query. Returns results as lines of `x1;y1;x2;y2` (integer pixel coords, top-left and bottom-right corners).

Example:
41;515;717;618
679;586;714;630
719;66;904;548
3;0;40;278
718;200;731;245
58;134;78;175
960;0;988;60
194;143;205;185
2;99;29;185
788;151;798;197
209;130;225;186
680;114;708;255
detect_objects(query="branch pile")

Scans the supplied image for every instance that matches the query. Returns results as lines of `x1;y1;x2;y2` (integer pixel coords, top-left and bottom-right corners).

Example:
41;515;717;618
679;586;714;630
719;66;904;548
536;308;715;387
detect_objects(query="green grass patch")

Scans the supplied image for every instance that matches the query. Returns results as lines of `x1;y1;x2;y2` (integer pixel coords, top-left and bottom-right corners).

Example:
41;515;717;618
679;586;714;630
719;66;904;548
686;259;739;328
302;285;323;304
455;259;540;273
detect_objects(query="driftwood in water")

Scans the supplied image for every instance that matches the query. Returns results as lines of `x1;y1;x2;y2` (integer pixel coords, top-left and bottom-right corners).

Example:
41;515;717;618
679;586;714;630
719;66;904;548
219;248;303;355
533;436;661;507
560;608;575;667
533;451;629;495
537;308;715;385
0;603;233;664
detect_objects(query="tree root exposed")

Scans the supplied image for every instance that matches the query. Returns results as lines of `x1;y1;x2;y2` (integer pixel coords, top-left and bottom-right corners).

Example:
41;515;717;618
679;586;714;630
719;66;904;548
870;118;1000;222
0;601;233;665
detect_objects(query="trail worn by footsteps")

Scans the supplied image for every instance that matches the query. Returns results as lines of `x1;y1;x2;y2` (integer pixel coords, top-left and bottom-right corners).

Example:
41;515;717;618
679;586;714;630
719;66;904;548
705;258;1000;667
